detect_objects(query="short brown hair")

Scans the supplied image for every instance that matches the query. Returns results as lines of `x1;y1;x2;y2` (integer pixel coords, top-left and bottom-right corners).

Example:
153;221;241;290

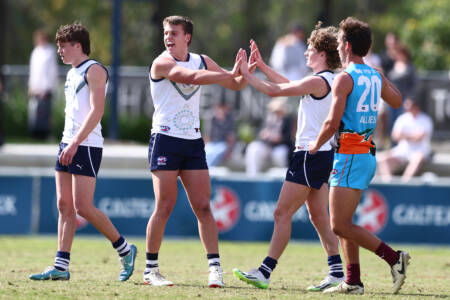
339;17;371;57
163;16;194;45
55;22;90;55
307;21;341;69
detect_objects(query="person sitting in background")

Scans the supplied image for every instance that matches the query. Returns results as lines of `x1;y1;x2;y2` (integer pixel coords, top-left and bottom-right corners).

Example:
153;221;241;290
204;101;236;167
377;98;433;182
245;98;293;175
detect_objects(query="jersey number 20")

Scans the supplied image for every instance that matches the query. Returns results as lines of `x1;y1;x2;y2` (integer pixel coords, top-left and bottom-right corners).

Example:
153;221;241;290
356;75;381;112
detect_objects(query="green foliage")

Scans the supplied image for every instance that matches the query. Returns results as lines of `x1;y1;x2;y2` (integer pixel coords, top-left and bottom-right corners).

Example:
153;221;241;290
3;0;450;72
1;236;450;299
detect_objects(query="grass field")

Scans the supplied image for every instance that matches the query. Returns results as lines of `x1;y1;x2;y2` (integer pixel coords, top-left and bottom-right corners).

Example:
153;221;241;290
1;236;449;299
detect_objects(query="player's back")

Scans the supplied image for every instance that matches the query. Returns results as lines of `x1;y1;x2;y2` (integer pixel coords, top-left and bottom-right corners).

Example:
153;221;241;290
337;63;381;155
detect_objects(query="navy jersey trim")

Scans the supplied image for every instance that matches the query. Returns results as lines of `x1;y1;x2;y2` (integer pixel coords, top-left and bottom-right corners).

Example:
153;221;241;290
84;63;109;86
76;59;92;69
200;55;207;70
310;74;332;100
148;63;164;82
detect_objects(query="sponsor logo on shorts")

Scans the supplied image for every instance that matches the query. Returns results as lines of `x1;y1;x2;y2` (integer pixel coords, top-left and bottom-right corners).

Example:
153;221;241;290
355;189;388;234
160;125;170;132
210;186;241;232
157;156;168;166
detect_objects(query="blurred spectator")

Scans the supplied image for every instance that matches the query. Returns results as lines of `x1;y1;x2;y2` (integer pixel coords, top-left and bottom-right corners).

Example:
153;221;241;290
269;23;309;81
387;44;417;134
380;32;399;74
377;98;433;182
0;69;3;146
28;29;58;140
204;101;237;167
245;98;293;175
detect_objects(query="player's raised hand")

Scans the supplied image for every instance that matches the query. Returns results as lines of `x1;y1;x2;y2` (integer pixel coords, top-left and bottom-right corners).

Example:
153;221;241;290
249;39;264;69
239;49;250;75
230;48;245;77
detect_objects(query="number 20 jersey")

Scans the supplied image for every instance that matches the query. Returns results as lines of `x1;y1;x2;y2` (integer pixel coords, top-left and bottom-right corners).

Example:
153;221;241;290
336;63;382;154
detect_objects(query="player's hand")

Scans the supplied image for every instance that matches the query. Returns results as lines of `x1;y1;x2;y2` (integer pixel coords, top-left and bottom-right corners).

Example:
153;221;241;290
308;141;319;155
59;142;79;166
249;39;264;70
231;48;245;77
239;49;250;75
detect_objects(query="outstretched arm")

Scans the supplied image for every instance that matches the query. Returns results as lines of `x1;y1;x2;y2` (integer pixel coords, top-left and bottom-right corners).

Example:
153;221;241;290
151;53;241;86
241;49;325;98
308;72;351;154
202;49;247;91
249;39;289;84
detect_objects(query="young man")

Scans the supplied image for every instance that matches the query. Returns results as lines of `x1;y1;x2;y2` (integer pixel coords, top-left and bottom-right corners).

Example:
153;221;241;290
29;23;136;282
308;17;409;295
233;23;345;291
145;15;246;287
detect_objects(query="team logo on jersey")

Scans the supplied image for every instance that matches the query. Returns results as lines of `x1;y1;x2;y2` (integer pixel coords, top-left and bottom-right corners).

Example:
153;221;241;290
173;108;196;131
354;189;388;234
331;169;338;175
157;156;168;166
210;186;241;232
159;125;170;132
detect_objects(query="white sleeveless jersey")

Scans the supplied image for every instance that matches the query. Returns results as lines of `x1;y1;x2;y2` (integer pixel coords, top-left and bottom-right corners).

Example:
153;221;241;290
295;70;335;151
150;51;206;139
61;59;107;147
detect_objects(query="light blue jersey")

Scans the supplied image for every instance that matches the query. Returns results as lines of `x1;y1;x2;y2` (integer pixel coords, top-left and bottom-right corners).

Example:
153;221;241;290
336;63;381;155
331;63;382;190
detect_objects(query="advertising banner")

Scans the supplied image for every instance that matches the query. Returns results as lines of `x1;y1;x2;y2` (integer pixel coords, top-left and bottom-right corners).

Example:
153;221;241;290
0;176;33;234
35;175;450;244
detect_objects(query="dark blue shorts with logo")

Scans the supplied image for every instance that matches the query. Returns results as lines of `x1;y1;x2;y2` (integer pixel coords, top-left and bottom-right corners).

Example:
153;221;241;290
148;133;208;171
54;143;102;178
285;150;334;189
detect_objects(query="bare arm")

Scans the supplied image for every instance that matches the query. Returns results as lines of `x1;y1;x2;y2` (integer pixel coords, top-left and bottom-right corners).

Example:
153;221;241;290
241;48;327;98
374;67;402;109
202;51;247;90
151;52;242;87
59;64;106;165
249;39;289;84
308;72;352;154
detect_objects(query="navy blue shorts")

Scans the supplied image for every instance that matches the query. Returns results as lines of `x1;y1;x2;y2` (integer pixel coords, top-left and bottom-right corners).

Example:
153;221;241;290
148;133;208;171
54;143;102;178
285;150;334;189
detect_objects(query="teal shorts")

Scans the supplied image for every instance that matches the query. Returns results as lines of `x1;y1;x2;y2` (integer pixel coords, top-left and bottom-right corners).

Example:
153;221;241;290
330;153;376;190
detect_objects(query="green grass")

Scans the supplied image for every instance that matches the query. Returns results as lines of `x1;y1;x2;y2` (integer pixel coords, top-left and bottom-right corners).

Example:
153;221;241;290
1;236;449;299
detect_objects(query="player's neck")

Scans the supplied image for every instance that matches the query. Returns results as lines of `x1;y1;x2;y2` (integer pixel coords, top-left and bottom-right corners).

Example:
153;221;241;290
71;54;90;68
171;49;189;62
344;55;364;67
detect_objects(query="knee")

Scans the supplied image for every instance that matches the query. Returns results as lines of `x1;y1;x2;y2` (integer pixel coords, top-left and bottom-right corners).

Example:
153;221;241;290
309;212;327;228
57;197;75;217
273;207;291;224
193;202;212;219
74;203;90;219
330;219;349;237
153;204;175;221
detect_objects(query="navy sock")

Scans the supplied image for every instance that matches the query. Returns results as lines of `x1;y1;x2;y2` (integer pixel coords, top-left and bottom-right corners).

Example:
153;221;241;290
328;254;344;278
258;256;277;279
144;253;158;274
207;253;221;267
112;236;130;257
54;251;70;271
